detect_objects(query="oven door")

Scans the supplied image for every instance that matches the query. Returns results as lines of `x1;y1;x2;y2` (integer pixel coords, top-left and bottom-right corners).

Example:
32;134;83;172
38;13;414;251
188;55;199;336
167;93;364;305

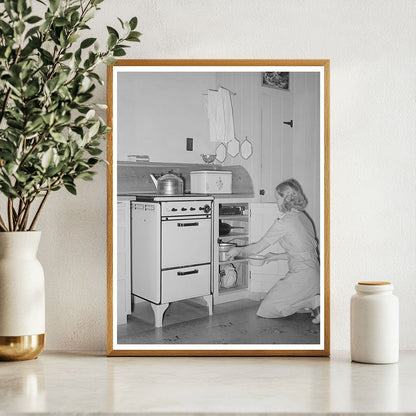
161;217;211;269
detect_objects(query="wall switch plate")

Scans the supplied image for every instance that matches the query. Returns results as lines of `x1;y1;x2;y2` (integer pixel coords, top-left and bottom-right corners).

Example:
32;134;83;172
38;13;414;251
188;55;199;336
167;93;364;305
186;138;193;151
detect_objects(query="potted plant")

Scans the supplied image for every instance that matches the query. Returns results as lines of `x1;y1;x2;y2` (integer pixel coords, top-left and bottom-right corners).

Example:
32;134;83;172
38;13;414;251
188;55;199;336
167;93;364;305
0;0;140;360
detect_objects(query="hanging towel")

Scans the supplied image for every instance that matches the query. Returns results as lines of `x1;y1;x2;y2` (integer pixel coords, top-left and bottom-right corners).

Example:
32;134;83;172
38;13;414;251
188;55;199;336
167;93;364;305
219;87;235;142
208;89;221;142
207;87;235;142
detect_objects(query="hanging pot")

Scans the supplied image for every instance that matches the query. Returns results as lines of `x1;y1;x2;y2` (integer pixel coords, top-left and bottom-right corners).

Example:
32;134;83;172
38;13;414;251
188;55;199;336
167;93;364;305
0;231;45;361
150;173;184;195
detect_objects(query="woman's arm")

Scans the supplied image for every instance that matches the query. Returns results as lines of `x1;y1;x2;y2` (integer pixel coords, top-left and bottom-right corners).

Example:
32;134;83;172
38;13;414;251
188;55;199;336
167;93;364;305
226;238;271;259
264;252;288;263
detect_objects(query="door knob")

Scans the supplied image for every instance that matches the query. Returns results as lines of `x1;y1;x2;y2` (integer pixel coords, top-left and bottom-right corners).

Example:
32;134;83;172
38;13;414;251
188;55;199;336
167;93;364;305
283;120;293;128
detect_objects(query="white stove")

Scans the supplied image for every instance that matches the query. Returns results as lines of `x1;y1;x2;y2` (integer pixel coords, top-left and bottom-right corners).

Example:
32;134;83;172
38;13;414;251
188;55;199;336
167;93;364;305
131;195;214;327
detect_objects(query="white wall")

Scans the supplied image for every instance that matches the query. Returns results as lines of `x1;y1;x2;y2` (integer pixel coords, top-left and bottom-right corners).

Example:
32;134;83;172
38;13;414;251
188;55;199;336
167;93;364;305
117;72;217;162
39;0;416;351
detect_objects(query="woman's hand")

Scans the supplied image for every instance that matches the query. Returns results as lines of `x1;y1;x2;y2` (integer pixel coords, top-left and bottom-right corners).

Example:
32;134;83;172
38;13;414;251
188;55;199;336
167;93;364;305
226;246;243;260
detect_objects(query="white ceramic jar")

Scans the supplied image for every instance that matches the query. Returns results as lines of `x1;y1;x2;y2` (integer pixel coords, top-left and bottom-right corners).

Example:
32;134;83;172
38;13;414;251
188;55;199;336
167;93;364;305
350;281;399;364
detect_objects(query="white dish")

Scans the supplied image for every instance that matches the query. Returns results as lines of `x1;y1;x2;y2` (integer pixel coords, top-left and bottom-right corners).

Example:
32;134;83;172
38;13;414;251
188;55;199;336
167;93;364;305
248;255;266;266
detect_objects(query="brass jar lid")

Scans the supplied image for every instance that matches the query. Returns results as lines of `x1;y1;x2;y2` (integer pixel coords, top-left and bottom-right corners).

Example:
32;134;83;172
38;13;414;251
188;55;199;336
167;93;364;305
358;281;391;285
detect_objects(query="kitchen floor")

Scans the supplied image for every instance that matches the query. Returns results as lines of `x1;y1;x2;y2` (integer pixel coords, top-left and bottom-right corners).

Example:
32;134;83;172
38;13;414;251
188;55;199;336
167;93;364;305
117;298;320;345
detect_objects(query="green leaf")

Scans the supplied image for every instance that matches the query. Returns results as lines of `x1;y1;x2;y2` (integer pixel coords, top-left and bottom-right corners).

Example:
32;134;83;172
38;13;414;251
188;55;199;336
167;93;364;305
45;165;61;177
5;162;18;176
14;171;28;183
64;183;76;195
24;25;40;39
117;17;125;29
25;117;44;133
113;47;126;57
17;0;26;14
50;131;67;143
59;29;68;47
83;8;95;22
107;33;117;49
42;112;55;125
77;171;95;181
16;21;25;35
129;16;138;30
26;15;42;24
126;31;141;42
0;20;13;35
68;33;80;44
70;11;80;26
80;37;96;49
49;0;60;13
103;56;117;65
87;147;102;156
106;26;119;38
41;148;54;169
85;109;95;119
88;120;100;138
54;17;69;27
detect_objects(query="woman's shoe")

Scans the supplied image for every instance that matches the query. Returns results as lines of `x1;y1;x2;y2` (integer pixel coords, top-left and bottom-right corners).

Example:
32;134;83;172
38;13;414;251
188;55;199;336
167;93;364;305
312;313;320;324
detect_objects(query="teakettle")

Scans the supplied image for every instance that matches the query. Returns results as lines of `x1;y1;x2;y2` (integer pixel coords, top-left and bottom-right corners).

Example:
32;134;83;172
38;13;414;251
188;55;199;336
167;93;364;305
150;173;184;195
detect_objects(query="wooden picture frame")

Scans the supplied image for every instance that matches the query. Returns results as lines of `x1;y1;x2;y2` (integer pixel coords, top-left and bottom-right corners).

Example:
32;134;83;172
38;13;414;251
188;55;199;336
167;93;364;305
107;60;330;356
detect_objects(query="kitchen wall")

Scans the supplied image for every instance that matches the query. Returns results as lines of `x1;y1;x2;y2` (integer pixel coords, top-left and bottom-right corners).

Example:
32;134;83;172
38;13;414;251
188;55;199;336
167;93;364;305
36;0;416;351
292;72;321;237
117;72;218;163
215;71;320;235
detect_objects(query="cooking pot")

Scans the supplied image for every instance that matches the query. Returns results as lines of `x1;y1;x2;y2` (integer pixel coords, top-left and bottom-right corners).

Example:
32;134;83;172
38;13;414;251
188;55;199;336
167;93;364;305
150;173;184;195
218;242;237;262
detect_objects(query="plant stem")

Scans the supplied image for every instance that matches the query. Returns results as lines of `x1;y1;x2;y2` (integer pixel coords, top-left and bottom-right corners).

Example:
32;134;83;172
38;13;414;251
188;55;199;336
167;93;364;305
7;199;14;231
0;213;8;232
20;200;32;231
28;189;50;231
14;199;27;231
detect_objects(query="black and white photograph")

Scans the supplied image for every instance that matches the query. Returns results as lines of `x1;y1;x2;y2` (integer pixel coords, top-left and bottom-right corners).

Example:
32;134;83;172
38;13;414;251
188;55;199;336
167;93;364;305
108;60;330;356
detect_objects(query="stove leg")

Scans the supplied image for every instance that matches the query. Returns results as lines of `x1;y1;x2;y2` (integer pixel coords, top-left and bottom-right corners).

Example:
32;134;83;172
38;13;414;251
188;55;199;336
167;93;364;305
151;303;169;328
202;295;213;316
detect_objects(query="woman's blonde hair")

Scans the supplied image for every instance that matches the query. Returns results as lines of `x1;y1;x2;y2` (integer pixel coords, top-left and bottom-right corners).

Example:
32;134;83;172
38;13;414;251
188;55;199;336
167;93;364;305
276;179;308;212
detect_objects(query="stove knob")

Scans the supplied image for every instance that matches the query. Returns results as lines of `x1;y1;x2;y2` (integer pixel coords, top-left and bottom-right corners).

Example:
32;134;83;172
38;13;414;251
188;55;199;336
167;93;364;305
202;204;211;213
181;207;187;211
171;208;178;212
190;207;196;211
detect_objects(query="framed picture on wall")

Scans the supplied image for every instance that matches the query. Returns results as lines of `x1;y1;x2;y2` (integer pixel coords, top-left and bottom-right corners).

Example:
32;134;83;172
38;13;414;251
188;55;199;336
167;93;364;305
107;59;330;357
262;71;290;90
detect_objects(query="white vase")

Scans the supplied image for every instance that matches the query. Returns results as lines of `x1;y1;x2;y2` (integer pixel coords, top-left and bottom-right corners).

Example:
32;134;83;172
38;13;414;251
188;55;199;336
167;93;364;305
0;231;45;361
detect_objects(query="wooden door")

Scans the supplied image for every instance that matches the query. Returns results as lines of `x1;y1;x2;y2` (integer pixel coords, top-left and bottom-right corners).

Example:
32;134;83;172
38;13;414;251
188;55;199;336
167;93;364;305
260;90;293;202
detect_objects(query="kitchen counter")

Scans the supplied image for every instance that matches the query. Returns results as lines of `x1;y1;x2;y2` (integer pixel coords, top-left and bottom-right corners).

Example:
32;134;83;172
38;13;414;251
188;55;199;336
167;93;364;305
117;193;254;199
0;350;415;414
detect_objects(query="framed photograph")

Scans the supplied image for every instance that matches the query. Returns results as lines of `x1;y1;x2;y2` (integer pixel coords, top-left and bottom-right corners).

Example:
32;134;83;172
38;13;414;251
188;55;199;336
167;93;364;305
107;60;330;356
262;71;290;90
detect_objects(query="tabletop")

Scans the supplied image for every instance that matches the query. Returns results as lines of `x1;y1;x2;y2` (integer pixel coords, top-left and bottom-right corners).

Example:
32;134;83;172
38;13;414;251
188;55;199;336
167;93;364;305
0;350;415;414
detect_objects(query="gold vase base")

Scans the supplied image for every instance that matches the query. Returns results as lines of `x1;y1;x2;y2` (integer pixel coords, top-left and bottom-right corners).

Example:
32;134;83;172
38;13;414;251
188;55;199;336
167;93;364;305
0;334;45;361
